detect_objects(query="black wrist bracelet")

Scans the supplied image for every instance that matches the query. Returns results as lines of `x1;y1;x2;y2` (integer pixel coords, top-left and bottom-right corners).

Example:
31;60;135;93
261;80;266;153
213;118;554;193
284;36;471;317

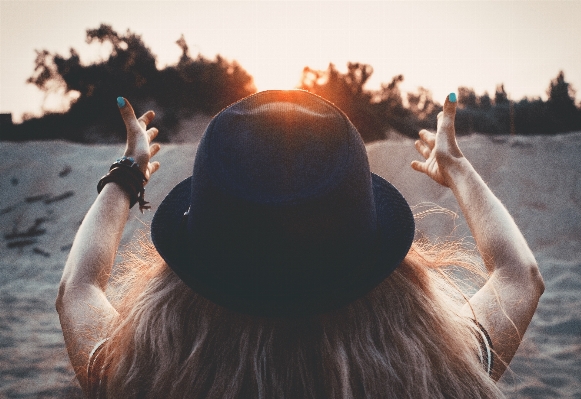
110;156;148;181
97;157;150;212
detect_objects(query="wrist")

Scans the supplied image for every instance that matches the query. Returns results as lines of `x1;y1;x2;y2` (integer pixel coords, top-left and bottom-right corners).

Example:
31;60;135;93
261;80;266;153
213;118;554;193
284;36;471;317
97;157;150;212
443;158;476;188
123;151;149;176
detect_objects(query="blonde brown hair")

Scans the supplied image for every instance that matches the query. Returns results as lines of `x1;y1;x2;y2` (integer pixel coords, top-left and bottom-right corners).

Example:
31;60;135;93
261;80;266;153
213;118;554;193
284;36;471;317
98;237;504;398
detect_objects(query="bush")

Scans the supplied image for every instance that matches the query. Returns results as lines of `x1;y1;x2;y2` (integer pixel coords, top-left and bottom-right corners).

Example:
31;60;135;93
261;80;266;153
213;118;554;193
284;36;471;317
9;25;256;142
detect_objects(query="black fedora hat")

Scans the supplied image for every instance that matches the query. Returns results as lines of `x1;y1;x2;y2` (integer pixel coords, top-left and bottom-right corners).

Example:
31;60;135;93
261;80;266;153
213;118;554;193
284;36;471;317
151;90;414;317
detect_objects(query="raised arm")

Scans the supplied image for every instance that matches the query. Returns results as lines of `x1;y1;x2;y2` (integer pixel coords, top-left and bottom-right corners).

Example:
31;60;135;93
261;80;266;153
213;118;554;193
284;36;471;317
56;98;161;393
411;94;544;380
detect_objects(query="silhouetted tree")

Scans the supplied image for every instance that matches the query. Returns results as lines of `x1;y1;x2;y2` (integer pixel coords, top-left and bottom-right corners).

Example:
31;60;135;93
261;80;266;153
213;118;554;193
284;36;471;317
479;92;492;110
12;24;256;142
514;97;548;134
494;84;509;106
381;81;441;137
298;65;443;141
546;71;580;133
458;87;477;109
407;87;439;122
299;63;386;142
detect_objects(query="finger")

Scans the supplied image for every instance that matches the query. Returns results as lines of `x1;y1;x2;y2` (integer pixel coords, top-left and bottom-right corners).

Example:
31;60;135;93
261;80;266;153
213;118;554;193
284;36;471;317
444;93;457;117
147;127;159;142
437;93;462;154
149;143;161;157
418;129;436;148
149;161;161;175
411;160;427;174
414;140;431;159
138;111;155;130
438;93;457;132
117;97;141;132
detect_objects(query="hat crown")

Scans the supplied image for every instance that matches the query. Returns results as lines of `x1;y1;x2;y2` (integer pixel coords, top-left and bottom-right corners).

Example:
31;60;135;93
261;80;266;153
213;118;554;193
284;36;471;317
205;96;352;204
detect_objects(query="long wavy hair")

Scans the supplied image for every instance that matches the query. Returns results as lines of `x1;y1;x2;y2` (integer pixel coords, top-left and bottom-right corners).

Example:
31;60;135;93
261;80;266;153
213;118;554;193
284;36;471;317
97;233;504;398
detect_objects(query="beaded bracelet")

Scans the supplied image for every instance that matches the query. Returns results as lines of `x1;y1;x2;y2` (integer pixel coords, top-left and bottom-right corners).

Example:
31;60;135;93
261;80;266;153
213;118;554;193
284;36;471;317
97;156;150;212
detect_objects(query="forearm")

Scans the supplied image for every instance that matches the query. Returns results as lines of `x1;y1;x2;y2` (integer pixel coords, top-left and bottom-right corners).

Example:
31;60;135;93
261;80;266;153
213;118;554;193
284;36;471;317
449;157;545;378
446;158;538;276
60;183;131;291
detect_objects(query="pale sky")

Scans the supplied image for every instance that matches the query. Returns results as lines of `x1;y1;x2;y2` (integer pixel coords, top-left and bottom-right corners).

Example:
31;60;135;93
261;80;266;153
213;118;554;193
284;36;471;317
1;1;580;122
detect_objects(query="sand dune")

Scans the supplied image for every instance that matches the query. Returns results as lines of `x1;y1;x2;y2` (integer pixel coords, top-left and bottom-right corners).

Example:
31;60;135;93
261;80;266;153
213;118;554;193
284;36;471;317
1;131;579;397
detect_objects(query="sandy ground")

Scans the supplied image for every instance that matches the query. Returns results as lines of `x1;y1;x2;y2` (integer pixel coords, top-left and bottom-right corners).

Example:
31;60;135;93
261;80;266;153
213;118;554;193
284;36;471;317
0;129;579;398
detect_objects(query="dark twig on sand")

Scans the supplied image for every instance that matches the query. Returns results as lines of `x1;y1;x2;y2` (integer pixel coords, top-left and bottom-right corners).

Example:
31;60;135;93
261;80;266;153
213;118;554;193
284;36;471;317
7;239;37;248
59;165;72;177
44;191;74;204
25;194;51;203
5;217;48;240
33;247;51;257
0;206;15;215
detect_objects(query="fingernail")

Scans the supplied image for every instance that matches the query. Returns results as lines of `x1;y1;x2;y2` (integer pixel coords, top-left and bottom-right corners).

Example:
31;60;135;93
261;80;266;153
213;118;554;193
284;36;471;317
117;97;126;108
449;93;457;103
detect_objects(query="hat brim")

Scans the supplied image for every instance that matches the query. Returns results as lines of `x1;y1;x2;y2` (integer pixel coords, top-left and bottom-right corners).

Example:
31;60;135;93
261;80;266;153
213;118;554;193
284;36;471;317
151;173;414;316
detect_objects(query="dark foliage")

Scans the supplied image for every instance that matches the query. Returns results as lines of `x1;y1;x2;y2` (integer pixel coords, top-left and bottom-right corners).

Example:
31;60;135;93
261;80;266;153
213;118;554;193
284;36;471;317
545;71;581;133
299;63;385;142
453;74;581;135
4;25;256;142
300;64;581;140
298;64;441;141
2;24;580;143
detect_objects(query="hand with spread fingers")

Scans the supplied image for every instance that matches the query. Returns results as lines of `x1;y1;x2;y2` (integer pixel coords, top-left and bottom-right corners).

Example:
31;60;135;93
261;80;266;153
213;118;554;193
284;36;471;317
411;94;464;187
117;97;161;184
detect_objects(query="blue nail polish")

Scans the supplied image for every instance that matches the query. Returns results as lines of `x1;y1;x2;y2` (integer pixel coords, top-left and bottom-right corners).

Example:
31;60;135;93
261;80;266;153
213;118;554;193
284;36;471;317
449;93;457;103
117;97;125;108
